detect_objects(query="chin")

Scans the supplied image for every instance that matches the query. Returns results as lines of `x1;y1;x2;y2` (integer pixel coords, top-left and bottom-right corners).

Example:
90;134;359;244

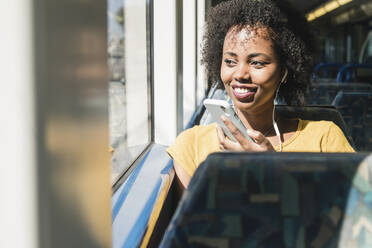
232;99;255;112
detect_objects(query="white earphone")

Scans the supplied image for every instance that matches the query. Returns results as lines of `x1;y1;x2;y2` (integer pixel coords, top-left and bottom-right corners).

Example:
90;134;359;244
280;68;288;84
273;68;288;152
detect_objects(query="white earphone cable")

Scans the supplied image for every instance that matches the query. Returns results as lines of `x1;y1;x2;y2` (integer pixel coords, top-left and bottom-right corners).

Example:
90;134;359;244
273;88;282;152
273;69;288;152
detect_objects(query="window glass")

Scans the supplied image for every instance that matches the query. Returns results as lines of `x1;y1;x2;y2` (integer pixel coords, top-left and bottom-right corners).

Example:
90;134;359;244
108;0;151;183
361;31;372;63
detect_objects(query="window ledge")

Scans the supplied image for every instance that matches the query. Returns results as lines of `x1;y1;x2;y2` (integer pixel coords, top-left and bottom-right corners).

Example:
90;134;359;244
111;143;174;248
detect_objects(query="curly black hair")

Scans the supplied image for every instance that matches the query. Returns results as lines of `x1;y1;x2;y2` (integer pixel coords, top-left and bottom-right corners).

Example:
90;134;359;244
202;0;314;105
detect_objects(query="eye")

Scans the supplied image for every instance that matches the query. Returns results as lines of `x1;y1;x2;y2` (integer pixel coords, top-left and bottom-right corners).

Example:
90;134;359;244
224;59;236;66
251;61;268;68
251;61;265;66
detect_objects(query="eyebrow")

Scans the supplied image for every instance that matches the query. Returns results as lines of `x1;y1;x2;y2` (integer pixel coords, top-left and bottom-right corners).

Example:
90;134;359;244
223;51;271;60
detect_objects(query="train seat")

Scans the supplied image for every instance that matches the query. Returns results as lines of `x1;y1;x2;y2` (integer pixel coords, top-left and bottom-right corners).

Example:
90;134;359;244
160;152;372;247
333;91;372;151
305;82;372;105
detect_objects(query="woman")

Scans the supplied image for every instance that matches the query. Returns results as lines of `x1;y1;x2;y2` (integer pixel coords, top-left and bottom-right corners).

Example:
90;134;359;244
167;0;354;189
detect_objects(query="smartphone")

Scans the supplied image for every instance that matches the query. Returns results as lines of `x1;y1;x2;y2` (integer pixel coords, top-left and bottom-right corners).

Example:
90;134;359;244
203;99;254;143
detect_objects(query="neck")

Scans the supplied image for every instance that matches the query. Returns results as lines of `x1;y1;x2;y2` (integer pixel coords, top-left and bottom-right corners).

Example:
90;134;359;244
236;103;276;135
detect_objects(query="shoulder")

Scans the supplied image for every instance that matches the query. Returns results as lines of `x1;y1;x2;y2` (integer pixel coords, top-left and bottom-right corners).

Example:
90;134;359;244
192;123;217;135
300;119;348;137
299;119;344;139
299;119;344;136
168;123;217;152
299;119;354;152
176;123;216;139
300;119;335;129
166;123;219;177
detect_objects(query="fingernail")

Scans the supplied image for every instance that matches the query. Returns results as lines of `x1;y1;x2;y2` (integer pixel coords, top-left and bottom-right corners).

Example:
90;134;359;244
246;129;253;134
220;115;227;121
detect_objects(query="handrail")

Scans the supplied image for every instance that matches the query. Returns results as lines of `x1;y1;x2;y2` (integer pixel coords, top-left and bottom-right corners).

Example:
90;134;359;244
313;63;344;79
336;63;372;83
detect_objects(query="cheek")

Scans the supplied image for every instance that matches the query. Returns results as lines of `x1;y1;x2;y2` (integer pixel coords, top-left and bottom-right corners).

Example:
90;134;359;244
220;66;231;84
251;68;280;85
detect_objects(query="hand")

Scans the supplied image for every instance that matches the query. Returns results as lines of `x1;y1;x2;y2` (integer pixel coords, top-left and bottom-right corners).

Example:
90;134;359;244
216;115;275;152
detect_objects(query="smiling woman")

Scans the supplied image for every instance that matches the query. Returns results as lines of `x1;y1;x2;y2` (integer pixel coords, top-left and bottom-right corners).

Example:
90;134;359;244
218;25;288;152
166;0;354;190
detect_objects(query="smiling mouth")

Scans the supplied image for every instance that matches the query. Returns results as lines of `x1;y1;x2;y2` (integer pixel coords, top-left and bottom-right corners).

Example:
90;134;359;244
232;86;257;100
233;87;257;94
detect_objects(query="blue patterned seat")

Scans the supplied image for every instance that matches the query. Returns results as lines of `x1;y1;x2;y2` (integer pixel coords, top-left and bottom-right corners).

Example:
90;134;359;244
160;152;372;248
305;82;372;106
333;91;372;151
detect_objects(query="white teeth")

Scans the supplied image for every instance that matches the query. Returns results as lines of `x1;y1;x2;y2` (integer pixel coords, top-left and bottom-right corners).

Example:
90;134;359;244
234;88;249;94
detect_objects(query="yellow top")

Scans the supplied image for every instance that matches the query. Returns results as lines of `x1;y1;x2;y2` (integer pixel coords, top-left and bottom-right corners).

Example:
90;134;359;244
166;119;355;177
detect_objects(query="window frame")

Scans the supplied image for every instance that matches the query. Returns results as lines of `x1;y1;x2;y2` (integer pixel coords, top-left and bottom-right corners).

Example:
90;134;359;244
109;0;154;187
112;0;208;189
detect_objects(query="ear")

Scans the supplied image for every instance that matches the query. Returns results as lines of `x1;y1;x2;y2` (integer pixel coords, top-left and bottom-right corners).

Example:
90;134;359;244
281;68;288;84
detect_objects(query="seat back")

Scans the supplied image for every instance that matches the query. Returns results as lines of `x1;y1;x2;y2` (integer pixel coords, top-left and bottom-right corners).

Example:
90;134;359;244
305;82;372;105
333;91;372;151
160;152;372;248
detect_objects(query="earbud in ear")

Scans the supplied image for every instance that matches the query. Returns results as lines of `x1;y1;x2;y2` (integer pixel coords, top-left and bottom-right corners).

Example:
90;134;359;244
280;68;288;84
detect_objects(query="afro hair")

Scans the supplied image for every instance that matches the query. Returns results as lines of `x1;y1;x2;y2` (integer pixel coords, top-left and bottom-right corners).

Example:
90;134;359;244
201;0;314;105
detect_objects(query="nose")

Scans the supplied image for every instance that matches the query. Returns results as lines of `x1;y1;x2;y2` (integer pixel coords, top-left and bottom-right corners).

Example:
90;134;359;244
234;63;251;83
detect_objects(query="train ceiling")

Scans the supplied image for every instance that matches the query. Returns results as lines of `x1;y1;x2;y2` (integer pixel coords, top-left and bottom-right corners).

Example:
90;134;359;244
288;0;372;24
211;0;372;24
287;0;327;14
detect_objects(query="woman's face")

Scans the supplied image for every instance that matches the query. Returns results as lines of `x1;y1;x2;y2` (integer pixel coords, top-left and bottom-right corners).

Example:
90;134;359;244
220;26;283;114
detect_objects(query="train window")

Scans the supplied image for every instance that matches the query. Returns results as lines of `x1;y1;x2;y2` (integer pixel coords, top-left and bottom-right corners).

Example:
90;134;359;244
108;0;152;183
360;30;372;64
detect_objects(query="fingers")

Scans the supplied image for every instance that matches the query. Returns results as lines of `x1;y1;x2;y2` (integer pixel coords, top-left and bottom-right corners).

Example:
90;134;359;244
246;129;274;150
245;129;266;144
219;116;275;152
216;124;224;142
218;116;252;151
216;125;240;151
216;125;226;151
220;115;252;146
